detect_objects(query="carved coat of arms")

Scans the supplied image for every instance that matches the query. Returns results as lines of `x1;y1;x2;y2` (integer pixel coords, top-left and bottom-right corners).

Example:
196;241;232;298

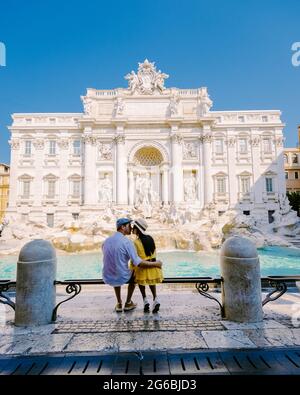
125;59;169;95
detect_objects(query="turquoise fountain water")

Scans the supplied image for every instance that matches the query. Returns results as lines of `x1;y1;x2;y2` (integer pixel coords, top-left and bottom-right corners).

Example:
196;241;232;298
0;246;299;280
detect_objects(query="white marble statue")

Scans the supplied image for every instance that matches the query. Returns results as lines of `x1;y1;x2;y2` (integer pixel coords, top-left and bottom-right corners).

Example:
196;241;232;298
82;97;93;116
169;94;179;116
98;174;113;203
125;70;139;92
278;193;291;215
184;175;197;201
198;87;213;116
135;173;153;206
114;97;124;115
125;59;169;94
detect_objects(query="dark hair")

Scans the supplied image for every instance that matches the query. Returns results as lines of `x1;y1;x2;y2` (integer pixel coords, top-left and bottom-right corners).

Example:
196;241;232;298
134;226;156;257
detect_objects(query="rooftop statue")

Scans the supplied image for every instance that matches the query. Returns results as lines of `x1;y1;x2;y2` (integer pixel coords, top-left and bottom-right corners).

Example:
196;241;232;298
125;59;169;95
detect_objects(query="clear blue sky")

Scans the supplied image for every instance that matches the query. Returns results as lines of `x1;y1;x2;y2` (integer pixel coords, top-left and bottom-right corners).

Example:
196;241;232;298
0;0;299;164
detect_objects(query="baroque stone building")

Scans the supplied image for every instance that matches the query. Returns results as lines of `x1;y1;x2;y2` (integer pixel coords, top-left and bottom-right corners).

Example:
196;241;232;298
7;60;286;226
284;126;300;192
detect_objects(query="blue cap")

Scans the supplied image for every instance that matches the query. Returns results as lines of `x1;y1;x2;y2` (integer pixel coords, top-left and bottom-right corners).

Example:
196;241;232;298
116;218;132;229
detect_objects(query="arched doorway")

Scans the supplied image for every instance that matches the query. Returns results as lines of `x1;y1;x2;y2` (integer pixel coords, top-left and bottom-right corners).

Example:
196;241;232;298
131;146;164;206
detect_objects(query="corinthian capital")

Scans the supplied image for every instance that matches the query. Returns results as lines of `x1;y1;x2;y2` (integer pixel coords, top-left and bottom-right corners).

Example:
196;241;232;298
202;133;212;143
226;137;236;147
114;134;125;144
250;136;261;147
9;138;20;150
57;139;69;149
171;133;183;144
84;135;97;145
274;136;285;147
33;139;45;150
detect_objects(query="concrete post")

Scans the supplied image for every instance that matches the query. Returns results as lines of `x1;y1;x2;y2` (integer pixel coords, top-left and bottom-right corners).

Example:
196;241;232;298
220;236;263;323
15;239;57;326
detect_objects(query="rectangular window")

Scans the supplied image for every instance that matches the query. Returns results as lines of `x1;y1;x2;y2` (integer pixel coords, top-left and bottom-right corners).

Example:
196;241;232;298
285;172;288;180
262;116;268;122
266;177;273;193
49;141;56;155
243;211;250;216
25;141;31;156
72;213;79;220
73;140;81;156
239;139;247;154
295;172;299;180
47;213;54;228
215;139;223;154
23;181;30;197
218;211;225;217
72;180;80;197
217;178;226;194
263;138;272;153
48;180;56;197
238;116;245;123
241;177;250;194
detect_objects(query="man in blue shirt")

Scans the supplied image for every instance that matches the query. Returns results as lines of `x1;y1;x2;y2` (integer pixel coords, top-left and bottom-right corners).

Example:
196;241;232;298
102;218;162;312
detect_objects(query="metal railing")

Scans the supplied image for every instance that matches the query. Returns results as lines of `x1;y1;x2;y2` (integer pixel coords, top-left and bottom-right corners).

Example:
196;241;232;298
1;275;299;322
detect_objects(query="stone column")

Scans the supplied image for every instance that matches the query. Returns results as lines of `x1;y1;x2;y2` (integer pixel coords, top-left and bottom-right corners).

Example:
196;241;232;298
170;129;183;203
128;169;134;206
83;132;97;205
198;137;204;208
33;138;45;207
115;133;128;205
274;133;286;196
227;135;238;208
58;138;69;207
250;133;263;204
8;138;20;208
202;128;213;205
162;165;169;204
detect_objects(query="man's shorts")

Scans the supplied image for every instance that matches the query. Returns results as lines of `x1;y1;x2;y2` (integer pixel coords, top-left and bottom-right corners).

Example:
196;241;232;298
126;270;135;284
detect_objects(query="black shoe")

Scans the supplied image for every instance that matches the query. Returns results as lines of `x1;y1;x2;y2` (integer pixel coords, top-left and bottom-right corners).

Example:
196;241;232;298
152;300;160;314
143;298;150;313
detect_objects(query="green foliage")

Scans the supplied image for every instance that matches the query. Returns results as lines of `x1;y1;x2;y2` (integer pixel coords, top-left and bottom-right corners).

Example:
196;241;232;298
287;192;300;217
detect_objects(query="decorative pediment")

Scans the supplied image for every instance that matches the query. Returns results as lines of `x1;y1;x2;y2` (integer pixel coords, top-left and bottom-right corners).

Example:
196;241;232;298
238;171;252;177
124;59;169;95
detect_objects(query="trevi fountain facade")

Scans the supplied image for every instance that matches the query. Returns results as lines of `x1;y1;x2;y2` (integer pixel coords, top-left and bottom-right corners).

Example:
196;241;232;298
2;60;299;254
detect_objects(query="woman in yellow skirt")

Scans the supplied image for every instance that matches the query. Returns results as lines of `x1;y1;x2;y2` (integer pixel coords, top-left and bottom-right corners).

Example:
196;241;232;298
131;218;163;313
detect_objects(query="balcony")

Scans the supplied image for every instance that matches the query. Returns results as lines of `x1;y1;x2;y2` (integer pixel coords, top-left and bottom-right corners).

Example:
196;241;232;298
42;195;59;206
16;195;34;206
262;192;279;203
213;192;229;204
67;195;82;206
238;192;254;202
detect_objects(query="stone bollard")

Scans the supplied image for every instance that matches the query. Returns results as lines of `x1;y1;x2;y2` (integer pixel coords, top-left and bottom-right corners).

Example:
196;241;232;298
220;236;263;323
15;239;57;326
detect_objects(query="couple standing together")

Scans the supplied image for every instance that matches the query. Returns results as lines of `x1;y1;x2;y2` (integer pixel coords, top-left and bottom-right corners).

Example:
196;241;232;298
102;218;163;313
